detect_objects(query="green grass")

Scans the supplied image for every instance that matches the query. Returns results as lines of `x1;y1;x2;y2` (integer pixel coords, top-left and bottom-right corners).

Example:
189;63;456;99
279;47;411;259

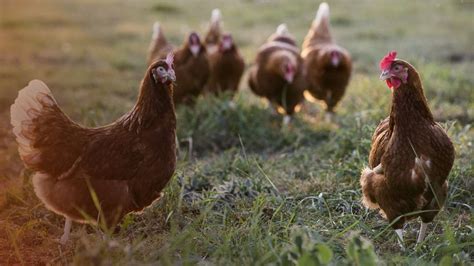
0;0;473;264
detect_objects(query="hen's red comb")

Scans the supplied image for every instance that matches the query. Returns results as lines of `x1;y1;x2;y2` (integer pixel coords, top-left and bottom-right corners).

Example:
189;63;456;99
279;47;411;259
165;53;174;68
379;51;397;70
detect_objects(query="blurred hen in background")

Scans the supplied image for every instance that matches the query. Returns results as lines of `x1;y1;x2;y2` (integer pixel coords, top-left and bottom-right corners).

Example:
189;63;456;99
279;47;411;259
148;23;209;105
204;9;245;96
302;2;352;121
248;24;306;126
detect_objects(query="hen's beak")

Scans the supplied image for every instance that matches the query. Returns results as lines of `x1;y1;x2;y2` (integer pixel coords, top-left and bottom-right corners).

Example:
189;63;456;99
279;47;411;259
380;69;391;80
167;69;176;82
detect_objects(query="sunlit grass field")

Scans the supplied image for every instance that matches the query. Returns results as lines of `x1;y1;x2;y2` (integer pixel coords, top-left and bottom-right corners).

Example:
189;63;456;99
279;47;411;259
0;0;472;264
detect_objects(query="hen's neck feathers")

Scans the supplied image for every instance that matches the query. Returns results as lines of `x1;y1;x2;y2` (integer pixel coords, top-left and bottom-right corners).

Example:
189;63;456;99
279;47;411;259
266;50;296;75
219;44;236;53
389;67;434;133
123;73;175;132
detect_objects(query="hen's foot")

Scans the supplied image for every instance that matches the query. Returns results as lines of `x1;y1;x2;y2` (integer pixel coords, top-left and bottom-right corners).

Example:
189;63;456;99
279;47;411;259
282;115;291;126
395;229;405;251
416;222;429;244
324;112;335;123
59;218;72;245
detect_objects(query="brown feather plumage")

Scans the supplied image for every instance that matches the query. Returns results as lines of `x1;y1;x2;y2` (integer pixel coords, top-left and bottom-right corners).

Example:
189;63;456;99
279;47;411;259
204;10;244;95
360;60;455;229
206;37;245;94
171;38;210;104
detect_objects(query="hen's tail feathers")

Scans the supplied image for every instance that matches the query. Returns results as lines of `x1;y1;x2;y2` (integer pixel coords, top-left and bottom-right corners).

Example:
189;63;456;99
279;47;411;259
205;9;222;48
10;80;57;167
276;23;289;36
148;21;168;62
208;8;222;36
151;21;161;41
314;2;330;26
303;2;332;49
211;8;222;25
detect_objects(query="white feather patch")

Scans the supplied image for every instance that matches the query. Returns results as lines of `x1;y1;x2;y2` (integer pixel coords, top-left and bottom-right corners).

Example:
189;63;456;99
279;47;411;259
361;167;374;177
415;157;422;167
426;160;432;169
10;79;56;168
411;169;417;180
211;8;221;24
276;23;289;36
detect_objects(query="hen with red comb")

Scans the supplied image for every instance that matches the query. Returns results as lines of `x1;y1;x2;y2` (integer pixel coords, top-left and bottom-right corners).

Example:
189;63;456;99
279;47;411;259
360;53;455;250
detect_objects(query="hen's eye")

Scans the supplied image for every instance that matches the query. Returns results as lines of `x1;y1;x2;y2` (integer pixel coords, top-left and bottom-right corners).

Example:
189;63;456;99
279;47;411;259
157;66;166;73
393;65;400;71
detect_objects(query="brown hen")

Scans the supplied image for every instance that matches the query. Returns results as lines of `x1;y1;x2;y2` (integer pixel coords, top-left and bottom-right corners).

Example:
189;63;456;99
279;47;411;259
360;51;455;249
301;2;352;117
204;9;245;95
248;24;305;125
206;34;245;95
10;55;177;244
148;23;210;104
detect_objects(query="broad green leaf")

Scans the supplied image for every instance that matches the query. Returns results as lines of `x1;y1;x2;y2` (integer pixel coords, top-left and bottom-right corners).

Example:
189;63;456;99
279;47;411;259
315;243;333;264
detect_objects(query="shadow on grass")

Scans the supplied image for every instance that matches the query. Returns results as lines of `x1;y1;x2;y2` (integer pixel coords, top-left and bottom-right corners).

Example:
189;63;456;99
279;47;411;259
176;93;332;155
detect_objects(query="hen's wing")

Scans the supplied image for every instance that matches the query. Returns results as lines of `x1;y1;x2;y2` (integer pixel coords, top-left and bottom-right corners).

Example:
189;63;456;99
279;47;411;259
426;123;455;180
248;65;260;95
74;128;145;181
227;51;245;91
302;47;324;96
285;75;306;115
173;47;210;104
11;80;90;177
368;117;390;168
